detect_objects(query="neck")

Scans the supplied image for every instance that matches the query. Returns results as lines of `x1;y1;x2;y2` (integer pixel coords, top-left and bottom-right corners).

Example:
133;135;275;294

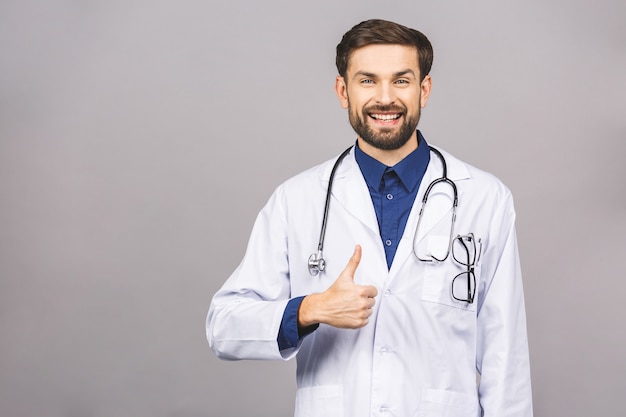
357;132;419;166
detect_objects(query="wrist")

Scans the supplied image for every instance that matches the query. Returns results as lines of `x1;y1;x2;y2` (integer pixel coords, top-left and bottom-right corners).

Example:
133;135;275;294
298;294;320;328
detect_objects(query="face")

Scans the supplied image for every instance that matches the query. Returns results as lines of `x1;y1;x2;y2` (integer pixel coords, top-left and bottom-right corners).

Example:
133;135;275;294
335;44;431;153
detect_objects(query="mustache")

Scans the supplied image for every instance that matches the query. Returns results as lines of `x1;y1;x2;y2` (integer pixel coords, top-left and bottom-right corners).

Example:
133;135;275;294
364;104;406;113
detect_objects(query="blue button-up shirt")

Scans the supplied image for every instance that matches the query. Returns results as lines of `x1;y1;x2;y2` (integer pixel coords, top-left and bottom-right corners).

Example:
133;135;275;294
278;132;431;350
354;133;430;269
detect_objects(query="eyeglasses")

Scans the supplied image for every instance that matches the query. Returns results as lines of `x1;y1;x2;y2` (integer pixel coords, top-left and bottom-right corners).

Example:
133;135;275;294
451;233;482;304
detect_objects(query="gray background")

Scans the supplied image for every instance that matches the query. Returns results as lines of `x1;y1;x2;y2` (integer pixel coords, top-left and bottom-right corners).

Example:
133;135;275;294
1;0;624;416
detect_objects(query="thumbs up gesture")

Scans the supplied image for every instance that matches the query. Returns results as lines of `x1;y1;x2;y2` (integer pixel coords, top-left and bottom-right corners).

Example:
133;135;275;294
298;245;379;329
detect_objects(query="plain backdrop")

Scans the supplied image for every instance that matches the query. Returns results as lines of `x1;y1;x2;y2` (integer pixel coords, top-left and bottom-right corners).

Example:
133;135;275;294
1;0;625;416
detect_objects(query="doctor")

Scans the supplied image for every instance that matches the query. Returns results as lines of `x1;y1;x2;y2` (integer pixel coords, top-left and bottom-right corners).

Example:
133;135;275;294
207;19;533;417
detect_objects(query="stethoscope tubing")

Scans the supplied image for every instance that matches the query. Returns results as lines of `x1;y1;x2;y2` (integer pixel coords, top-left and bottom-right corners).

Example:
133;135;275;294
309;144;456;276
308;146;352;276
317;147;353;254
422;146;458;207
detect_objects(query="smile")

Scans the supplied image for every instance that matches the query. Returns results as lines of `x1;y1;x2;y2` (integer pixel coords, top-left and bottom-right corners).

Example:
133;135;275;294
369;113;402;121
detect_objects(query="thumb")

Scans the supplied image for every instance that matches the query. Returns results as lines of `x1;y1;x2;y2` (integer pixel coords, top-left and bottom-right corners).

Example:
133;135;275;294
340;244;362;281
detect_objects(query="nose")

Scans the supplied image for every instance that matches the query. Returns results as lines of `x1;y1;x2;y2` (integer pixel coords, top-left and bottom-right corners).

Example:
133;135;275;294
375;82;396;105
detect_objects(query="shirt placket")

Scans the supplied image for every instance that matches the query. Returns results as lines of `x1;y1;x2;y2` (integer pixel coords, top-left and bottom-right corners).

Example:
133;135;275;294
381;169;400;269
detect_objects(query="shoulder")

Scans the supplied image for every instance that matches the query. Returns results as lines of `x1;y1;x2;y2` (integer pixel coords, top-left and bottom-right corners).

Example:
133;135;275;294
433;145;514;205
265;151;350;209
276;150;352;196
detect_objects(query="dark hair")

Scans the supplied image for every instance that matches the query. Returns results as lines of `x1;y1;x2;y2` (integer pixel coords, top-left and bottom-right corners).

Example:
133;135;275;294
336;19;433;82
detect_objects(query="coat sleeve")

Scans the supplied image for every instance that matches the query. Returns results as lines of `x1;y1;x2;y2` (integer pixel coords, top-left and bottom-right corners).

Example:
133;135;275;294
206;185;298;361
476;190;533;416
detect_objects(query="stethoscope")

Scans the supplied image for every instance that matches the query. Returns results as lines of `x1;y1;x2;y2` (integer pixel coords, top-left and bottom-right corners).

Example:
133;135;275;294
308;145;458;276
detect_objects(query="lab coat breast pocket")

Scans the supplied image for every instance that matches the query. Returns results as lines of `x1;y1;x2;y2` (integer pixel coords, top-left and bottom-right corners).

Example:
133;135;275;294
420;260;480;312
295;384;343;417
419;232;482;311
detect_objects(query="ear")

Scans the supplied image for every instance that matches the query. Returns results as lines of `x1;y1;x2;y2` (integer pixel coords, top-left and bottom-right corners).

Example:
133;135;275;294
335;76;349;109
420;75;432;108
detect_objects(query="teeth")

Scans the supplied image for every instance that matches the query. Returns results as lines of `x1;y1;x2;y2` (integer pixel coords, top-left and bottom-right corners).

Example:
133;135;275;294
371;114;400;121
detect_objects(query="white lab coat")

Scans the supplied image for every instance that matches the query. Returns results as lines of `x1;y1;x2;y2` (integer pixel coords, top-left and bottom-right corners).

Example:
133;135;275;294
207;145;533;417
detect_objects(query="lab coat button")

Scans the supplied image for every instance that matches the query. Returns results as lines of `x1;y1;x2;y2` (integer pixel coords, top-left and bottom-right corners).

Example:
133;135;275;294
384;289;391;296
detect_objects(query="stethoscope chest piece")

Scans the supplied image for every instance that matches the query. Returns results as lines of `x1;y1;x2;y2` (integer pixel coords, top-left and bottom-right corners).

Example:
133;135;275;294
308;251;326;276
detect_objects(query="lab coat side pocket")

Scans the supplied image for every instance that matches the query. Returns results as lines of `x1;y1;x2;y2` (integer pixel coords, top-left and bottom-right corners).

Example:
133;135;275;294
295;384;343;417
416;388;480;417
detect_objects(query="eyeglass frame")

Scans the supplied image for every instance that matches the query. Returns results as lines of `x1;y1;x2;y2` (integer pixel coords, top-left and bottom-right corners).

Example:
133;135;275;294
450;233;482;304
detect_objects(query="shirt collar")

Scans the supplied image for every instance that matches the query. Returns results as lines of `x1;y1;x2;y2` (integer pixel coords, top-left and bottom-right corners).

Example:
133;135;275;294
354;130;431;192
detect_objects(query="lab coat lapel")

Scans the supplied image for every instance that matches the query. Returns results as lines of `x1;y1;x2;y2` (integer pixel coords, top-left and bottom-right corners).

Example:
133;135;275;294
412;151;452;244
324;150;380;237
394;146;470;269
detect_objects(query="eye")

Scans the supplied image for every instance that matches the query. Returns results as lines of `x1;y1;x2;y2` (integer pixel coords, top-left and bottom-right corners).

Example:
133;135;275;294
360;78;374;85
395;79;410;85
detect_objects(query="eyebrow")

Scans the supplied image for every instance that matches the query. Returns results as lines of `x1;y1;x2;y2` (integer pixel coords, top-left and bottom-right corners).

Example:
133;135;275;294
352;69;417;80
394;69;417;78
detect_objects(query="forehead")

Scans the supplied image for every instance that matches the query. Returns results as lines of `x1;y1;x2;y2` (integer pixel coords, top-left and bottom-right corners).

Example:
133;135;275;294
346;44;420;76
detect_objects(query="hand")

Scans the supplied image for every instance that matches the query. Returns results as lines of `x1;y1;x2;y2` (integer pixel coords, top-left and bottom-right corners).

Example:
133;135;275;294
298;245;378;329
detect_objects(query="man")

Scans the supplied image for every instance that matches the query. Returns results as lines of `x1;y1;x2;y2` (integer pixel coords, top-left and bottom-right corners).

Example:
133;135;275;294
207;19;533;417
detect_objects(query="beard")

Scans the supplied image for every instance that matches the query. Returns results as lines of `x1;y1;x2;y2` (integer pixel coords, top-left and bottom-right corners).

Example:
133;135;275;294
348;103;421;151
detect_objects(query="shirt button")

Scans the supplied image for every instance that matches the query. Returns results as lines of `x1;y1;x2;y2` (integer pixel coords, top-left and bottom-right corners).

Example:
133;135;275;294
386;193;393;200
385;239;392;246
